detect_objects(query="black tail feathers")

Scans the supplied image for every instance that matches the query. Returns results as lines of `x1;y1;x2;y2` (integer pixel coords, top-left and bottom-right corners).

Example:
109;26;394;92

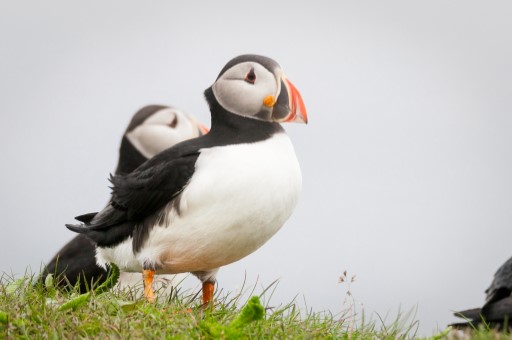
66;223;88;234
75;212;98;223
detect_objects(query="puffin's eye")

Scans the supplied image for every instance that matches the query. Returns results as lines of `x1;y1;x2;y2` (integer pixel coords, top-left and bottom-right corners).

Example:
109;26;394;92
244;68;256;84
169;115;178;128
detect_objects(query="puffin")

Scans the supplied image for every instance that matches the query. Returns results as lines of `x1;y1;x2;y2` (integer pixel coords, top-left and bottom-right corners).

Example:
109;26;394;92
42;105;207;292
452;256;512;329
66;54;308;305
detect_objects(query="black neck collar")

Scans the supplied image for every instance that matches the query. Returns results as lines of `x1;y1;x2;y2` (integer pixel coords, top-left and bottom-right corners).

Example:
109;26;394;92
203;87;283;144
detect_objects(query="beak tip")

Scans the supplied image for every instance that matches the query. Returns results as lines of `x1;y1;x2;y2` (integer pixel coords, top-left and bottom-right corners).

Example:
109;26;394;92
300;111;308;125
297;115;308;125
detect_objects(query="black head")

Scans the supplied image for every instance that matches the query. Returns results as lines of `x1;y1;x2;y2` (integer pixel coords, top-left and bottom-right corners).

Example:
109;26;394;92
207;54;308;124
124;105;208;160
116;105;208;174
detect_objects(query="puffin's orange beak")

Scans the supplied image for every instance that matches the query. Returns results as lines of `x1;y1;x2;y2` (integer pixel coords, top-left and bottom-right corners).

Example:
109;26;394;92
271;76;308;124
198;123;210;135
282;77;308;124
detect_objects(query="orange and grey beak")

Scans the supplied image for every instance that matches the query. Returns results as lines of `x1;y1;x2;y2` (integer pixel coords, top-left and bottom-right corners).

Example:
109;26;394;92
271;76;308;124
198;123;210;135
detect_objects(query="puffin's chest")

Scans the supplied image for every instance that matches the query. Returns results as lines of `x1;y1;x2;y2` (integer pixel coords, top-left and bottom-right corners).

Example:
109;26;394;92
101;133;303;273
180;133;302;221
143;133;303;271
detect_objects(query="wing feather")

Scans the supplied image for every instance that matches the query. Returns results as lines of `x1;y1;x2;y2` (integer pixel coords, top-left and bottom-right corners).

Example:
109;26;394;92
66;149;200;248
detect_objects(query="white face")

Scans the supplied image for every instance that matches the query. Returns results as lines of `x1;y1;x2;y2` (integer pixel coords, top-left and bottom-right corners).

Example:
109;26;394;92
212;61;281;120
126;108;202;159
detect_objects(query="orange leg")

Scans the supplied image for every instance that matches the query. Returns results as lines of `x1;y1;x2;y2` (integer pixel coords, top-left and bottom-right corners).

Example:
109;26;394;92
202;281;215;306
143;269;155;303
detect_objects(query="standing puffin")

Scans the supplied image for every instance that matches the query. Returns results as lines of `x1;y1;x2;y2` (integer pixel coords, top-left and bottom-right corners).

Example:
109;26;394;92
452;256;512;329
43;105;207;292
66;54;308;304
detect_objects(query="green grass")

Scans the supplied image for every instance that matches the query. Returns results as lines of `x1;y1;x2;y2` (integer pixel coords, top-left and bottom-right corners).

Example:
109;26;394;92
0;268;508;339
447;320;512;340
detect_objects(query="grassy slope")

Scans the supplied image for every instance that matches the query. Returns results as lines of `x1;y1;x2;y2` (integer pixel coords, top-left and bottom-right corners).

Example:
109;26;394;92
0;270;509;339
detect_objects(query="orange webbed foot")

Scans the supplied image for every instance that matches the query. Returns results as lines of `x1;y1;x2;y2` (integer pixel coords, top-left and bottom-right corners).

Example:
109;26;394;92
202;281;215;307
143;269;155;303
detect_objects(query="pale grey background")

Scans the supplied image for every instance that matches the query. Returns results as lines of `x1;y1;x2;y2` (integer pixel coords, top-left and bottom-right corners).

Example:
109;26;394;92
1;0;511;335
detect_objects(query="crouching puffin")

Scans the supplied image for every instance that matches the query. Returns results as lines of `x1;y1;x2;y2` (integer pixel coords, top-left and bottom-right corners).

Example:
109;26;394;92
66;54;308;305
452;256;512;330
43;105;207;292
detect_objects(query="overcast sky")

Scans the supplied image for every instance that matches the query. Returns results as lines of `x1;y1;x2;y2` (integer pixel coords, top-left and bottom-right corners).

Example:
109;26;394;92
1;0;512;336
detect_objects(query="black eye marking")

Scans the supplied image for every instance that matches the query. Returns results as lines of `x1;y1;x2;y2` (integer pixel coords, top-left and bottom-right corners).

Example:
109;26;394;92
244;67;256;84
169;115;178;128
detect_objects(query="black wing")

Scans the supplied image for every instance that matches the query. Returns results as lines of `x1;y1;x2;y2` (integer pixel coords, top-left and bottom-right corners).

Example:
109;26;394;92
109;152;199;222
482;296;512;323
485;256;512;305
66;148;200;248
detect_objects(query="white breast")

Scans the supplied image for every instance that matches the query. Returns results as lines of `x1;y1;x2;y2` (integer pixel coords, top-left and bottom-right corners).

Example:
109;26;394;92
98;132;302;274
